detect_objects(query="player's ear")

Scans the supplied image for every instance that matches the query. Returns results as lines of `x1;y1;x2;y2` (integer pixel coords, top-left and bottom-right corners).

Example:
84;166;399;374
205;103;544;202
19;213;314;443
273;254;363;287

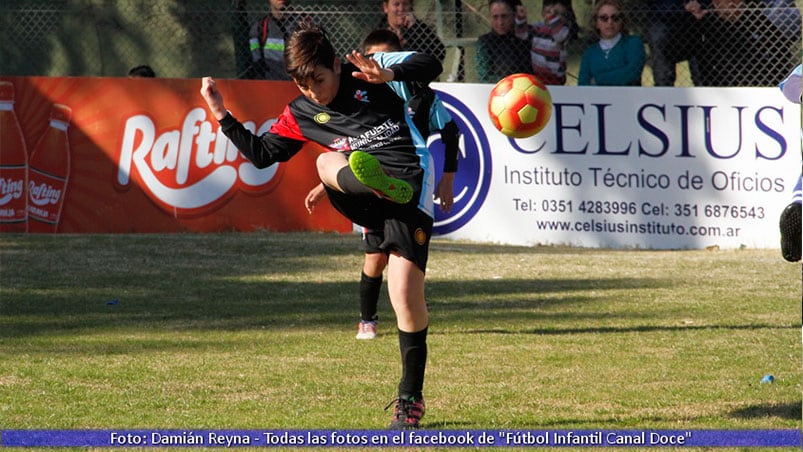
333;57;341;75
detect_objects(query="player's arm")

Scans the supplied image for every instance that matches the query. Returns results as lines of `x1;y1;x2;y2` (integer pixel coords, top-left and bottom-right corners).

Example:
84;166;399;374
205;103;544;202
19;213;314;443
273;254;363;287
439;120;459;174
200;77;306;169
386;51;442;83
347;51;442;85
434;119;459;212
219;111;305;168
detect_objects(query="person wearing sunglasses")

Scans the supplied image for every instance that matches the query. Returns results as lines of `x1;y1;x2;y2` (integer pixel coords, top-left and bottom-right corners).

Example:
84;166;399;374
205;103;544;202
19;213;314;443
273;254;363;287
577;0;645;86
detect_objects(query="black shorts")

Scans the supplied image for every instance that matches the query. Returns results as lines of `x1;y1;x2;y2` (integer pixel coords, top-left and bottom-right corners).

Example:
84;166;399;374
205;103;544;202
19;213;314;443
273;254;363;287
360;227;385;254
326;188;433;272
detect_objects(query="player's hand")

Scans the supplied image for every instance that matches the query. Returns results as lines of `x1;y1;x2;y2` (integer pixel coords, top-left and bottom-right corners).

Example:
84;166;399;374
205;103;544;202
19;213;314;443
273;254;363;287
200;77;227;120
305;183;327;214
435;173;455;213
346;51;394;84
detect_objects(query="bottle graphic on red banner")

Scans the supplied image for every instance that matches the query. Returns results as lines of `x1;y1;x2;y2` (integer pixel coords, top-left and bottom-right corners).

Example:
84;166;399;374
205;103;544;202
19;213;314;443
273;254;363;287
27;104;71;233
0;81;29;232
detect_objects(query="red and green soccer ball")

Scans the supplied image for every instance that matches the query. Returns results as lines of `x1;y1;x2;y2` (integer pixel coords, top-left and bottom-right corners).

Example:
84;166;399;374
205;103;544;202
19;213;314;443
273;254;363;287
487;73;552;139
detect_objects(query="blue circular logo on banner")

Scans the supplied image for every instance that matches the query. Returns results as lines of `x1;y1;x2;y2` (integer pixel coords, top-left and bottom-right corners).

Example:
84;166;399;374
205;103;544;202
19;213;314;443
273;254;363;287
429;90;493;235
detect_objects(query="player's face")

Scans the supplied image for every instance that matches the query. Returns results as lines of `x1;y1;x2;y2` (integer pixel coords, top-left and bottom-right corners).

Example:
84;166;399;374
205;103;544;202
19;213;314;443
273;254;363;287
384;0;413;28
595;4;622;40
489;2;514;36
294;59;341;106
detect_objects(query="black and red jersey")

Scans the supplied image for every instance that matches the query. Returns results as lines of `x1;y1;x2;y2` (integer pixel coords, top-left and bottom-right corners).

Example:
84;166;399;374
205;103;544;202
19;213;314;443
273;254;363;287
218;52;442;176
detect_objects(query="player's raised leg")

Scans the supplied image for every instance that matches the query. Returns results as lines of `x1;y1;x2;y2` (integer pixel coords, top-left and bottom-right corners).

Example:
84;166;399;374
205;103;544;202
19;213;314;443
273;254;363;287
349;151;413;204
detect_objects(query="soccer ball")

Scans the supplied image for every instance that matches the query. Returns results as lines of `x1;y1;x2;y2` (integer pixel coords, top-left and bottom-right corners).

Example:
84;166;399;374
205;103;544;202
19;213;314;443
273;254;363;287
487;73;552;139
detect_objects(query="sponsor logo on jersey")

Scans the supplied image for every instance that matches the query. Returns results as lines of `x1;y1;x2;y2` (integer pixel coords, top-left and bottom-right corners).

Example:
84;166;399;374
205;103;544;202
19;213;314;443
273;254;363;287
354;90;369;102
414;227;427;245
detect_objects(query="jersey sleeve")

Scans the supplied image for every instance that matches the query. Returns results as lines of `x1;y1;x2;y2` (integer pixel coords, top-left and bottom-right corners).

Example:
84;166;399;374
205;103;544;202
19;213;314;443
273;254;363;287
371;51;442;85
780;64;802;104
218;106;307;169
439;120;459;173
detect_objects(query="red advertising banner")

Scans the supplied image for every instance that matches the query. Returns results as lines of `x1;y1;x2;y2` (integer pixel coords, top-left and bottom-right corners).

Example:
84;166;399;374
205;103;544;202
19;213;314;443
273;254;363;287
0;76;351;233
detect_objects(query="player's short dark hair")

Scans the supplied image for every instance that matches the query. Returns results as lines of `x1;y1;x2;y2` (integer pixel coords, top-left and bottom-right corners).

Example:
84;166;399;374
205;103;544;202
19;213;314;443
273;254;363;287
284;23;337;82
128;65;156;78
361;29;402;53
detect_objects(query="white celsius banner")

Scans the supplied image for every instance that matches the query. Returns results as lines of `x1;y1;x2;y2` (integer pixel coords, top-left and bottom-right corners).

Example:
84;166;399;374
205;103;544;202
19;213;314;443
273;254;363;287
429;84;801;249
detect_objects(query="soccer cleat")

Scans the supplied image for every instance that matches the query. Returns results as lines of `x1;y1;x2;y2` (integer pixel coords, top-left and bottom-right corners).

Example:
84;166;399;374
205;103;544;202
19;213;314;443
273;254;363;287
385;395;425;429
779;202;801;262
356;320;378;340
348;151;413;204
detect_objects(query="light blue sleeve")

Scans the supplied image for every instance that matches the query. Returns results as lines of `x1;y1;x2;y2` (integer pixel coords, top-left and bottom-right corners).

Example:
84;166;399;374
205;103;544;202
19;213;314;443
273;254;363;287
780;64;802;104
371;51;418;101
372;51;453;131
429;96;453;131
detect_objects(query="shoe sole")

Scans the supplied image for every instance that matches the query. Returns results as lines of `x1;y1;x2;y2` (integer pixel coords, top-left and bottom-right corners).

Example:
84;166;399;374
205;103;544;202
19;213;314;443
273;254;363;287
779;202;801;262
348;151;413;204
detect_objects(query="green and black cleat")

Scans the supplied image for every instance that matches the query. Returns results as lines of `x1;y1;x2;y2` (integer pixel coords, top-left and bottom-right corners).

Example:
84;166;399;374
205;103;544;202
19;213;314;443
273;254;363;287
348;151;413;204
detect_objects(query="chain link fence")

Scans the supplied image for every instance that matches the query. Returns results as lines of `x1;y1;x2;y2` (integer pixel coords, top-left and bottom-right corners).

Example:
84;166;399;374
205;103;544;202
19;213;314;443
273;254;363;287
1;0;800;86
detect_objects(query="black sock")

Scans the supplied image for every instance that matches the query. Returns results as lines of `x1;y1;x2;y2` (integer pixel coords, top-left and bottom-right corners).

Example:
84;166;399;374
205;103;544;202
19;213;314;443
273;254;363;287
398;327;428;399
359;272;382;322
336;166;373;195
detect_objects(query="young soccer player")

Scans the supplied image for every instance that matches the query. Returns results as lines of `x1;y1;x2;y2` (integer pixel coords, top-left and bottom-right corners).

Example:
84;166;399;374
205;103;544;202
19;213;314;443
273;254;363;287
200;23;439;429
305;28;459;341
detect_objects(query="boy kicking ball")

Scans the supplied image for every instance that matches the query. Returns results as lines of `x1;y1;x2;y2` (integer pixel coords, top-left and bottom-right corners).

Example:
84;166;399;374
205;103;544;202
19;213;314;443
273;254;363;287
305;28;460;341
199;23;439;429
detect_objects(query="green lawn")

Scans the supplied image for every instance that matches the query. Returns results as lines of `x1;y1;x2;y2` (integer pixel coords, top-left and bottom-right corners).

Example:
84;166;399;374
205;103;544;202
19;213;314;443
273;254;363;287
1;232;799;447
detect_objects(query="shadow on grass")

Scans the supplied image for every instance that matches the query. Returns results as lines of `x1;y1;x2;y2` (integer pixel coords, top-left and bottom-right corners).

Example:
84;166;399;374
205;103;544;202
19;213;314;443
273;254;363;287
730;402;802;421
428;403;803;428
0;275;672;342
0;233;788;345
453;323;800;336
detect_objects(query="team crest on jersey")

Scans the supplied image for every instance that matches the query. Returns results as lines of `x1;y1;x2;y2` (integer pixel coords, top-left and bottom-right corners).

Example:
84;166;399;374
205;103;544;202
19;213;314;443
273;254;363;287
354;90;369;102
414;228;427;245
314;112;330;124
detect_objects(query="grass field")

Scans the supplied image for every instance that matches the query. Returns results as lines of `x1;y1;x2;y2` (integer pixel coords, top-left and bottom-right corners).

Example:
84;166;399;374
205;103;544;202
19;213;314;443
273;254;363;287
0;232;800;447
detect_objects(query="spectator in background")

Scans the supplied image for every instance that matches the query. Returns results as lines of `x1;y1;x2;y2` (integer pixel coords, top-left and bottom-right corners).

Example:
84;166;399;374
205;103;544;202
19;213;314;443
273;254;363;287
644;0;706;86
128;65;156;78
685;0;796;86
516;0;576;85
475;0;531;83
245;0;300;80
378;0;446;63
577;0;645;86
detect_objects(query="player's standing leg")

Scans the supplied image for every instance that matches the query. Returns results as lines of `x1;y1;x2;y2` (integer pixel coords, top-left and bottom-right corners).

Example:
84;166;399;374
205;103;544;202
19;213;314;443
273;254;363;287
385;253;428;429
357;249;387;339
